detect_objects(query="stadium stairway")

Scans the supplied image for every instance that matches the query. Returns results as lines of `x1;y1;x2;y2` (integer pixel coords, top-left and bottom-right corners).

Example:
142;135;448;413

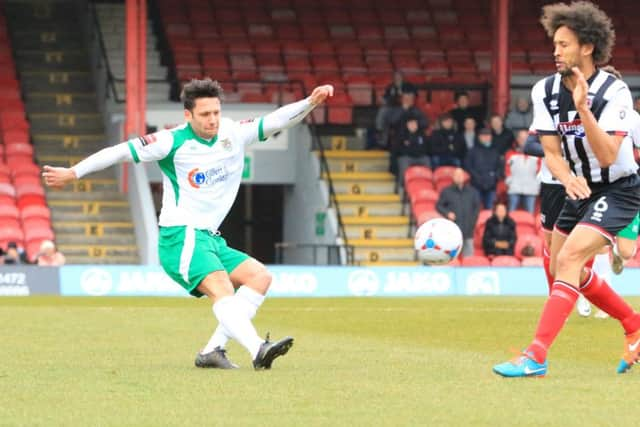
6;1;139;264
319;135;417;266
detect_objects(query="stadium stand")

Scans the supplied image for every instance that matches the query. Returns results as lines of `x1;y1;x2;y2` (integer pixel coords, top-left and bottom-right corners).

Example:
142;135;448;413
4;1;139;263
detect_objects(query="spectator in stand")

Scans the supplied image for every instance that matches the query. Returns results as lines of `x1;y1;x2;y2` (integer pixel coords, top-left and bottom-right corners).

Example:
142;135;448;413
385;91;429;174
482;202;517;256
505;129;541;213
634;96;640;114
504;97;533;132
375;72;417;148
3;242;26;265
0;248;4;265
36;240;66;266
465;128;503;210
392;114;431;188
430;113;467;168
461;117;477;150
436;167;481;257
449;91;484;131
489;114;515;155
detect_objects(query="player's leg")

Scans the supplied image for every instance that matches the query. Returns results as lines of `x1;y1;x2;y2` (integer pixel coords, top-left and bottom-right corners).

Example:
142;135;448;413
591;248;613;319
201;258;271;354
611;213;639;274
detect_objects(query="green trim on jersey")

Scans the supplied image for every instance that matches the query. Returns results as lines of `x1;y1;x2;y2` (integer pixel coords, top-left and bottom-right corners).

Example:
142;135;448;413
157;127;189;205
187;122;218;147
127;141;140;163
258;117;266;141
617;212;640;240
159;226;250;297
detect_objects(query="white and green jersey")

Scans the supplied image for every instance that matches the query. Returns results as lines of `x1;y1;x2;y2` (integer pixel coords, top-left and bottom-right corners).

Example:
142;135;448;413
127;118;265;230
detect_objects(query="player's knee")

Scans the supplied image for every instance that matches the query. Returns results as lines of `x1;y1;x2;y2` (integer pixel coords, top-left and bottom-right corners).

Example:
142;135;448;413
246;267;273;294
617;241;636;260
555;246;584;274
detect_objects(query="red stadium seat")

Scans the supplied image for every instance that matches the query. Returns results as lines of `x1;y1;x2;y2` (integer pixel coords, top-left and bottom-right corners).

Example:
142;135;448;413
11;162;41;178
0;182;16;198
415;209;441;226
461;255;491;267
404;165;433;185
20;204;51;222
491;255;522;267
0;203;19;221
511;210;537;236
410;187;439;206
521;256;544;267
515;234;544;259
24;226;54;244
5;143;34;158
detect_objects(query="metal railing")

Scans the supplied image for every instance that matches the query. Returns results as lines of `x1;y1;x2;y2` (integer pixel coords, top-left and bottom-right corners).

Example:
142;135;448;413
88;1;122;103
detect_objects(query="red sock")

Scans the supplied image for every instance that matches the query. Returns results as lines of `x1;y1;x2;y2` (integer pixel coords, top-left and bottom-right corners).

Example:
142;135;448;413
584;257;594;270
542;247;553;294
580;268;640;334
527;281;579;363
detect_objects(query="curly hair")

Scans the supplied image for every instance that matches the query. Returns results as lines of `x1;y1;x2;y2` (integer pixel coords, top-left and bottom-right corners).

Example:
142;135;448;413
540;1;615;65
180;78;224;111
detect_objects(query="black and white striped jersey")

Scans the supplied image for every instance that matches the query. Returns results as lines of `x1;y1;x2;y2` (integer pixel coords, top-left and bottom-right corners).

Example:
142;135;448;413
531;69;638;185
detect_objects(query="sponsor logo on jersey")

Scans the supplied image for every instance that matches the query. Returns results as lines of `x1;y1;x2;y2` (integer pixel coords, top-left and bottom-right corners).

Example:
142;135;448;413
557;119;585;137
239;118;255;124
139;133;158;146
221;138;232;151
187;166;228;188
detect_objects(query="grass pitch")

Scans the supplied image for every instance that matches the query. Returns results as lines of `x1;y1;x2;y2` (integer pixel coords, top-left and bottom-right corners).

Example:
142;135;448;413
1;296;639;426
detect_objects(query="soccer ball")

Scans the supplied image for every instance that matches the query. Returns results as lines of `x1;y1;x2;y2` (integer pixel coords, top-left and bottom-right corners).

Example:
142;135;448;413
414;218;463;265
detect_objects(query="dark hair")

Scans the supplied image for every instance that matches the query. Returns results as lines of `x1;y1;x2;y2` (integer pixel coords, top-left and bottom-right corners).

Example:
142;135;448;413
540;1;615;65
180;78;224;111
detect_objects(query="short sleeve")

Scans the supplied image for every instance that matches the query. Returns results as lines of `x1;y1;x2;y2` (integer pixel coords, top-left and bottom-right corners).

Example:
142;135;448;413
127;129;174;163
598;86;633;136
631;110;640;148
530;79;557;135
233;117;267;146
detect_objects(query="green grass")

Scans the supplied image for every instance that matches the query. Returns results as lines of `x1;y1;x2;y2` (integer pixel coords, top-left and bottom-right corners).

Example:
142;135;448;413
1;296;639;426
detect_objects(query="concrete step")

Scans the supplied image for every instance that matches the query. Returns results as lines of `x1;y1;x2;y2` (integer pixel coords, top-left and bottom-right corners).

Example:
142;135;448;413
353;246;416;263
53;221;134;237
344;223;410;240
51;211;132;222
55;233;136;245
28;113;104;133
320;151;390;173
25;93;98;113
15;49;89;71
6;2;78;22
332;180;396;195
47;199;129;215
318;135;366;151
45;189;126;201
342;216;410;225
64;254;140;265
338;201;404;217
20;71;95;92
11;31;86;50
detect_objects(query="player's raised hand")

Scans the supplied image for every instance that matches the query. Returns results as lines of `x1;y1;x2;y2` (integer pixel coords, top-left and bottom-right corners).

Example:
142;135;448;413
571;67;589;111
42;165;77;189
564;175;591;200
309;85;334;106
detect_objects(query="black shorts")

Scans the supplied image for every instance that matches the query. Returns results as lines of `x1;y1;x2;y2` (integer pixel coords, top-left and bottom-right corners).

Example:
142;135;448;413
540;183;566;231
555;174;640;243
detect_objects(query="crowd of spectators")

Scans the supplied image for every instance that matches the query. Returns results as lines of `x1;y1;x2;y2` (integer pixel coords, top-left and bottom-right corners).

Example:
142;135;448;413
0;240;65;266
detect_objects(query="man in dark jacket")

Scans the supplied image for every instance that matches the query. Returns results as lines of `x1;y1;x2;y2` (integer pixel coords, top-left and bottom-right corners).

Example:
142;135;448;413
482;202;517;256
392;115;431;187
465;128;503;209
436;167;481;257
430;113;467;168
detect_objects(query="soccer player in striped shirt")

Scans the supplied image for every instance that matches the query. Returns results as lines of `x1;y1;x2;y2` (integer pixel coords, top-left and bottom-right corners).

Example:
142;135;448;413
494;1;640;377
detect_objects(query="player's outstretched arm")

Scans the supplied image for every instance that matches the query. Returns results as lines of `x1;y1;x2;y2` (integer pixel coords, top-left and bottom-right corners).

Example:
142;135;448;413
42;142;132;189
259;85;334;138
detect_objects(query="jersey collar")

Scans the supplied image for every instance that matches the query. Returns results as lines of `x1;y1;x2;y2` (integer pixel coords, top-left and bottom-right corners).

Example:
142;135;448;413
187;122;218;147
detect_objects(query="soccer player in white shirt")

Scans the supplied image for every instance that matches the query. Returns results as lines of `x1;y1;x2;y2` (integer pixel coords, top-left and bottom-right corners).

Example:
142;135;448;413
43;79;334;370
